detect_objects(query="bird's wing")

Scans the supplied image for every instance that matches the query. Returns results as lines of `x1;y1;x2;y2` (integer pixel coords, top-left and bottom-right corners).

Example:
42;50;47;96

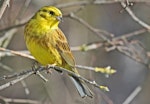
54;28;75;67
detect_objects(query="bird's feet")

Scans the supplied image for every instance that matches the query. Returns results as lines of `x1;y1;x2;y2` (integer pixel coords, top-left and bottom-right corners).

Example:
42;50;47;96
46;64;56;74
32;61;41;74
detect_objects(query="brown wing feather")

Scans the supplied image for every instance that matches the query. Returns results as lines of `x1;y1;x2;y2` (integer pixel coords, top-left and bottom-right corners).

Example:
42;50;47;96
54;28;75;68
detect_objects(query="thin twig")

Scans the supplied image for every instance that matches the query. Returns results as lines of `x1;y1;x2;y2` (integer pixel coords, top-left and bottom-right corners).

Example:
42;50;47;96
0;22;26;33
0;28;17;48
0;62;13;72
94;0;150;3
0;47;34;59
0;0;10;19
123;86;142;104
114;28;147;40
0;96;41;104
56;1;89;8
120;2;150;30
68;12;113;40
0;71;33;90
15;0;31;21
36;71;48;82
21;80;30;95
71;42;104;51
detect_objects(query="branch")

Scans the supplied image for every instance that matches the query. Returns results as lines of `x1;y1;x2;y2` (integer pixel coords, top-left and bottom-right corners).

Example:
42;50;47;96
0;65;109;92
0;48;111;91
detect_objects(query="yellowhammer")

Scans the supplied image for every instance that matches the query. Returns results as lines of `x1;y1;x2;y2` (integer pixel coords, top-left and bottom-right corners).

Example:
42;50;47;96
24;6;93;98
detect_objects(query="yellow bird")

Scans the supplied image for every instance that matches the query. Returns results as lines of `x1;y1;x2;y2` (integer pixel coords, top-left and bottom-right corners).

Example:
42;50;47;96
24;6;93;98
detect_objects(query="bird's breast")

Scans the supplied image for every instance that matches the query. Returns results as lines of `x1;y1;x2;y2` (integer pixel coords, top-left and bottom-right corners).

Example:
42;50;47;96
25;30;62;66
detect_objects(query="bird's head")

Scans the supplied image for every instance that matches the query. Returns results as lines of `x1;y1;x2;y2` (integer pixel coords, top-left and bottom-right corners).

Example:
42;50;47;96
34;6;62;27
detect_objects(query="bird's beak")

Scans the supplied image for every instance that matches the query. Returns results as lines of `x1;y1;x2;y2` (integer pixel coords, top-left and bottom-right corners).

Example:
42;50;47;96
56;16;63;22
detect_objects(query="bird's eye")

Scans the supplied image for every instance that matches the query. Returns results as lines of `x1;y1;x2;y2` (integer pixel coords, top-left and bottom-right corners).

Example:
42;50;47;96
49;11;54;15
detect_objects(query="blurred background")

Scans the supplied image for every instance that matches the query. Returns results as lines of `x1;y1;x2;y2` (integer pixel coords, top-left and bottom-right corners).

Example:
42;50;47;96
0;0;150;104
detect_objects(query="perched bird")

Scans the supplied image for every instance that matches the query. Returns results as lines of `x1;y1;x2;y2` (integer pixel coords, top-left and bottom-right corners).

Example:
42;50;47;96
24;6;93;98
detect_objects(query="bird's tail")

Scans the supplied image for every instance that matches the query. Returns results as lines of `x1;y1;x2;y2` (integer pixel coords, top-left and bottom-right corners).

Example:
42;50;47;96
70;76;93;98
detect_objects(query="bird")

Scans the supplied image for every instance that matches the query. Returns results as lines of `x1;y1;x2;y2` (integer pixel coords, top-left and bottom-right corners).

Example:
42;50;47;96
24;6;93;98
